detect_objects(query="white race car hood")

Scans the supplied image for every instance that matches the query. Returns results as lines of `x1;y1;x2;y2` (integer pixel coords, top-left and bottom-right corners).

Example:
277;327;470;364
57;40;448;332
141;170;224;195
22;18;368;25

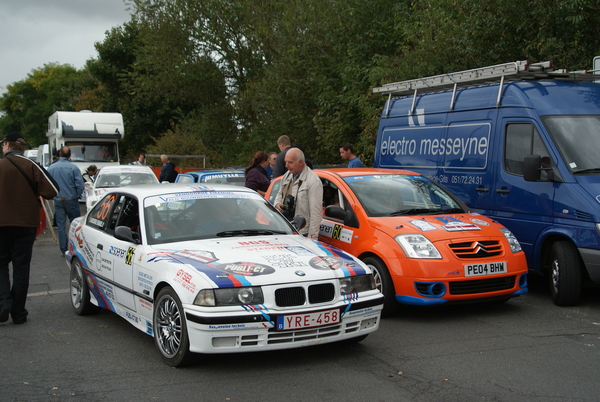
144;235;368;288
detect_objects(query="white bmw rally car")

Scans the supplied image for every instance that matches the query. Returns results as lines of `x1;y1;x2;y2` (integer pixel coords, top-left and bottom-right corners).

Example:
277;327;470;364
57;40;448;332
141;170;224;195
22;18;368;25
66;184;383;366
85;165;159;210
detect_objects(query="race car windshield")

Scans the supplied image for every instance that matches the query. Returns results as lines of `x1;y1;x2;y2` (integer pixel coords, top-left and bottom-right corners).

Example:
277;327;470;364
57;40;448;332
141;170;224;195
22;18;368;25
144;193;295;245
344;174;464;217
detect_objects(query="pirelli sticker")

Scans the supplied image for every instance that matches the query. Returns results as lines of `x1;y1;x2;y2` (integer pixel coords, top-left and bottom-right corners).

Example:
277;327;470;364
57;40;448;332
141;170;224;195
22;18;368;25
319;221;353;244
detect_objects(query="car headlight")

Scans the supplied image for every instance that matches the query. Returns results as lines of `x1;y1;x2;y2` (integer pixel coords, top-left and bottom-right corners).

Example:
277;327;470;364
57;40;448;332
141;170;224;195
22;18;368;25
500;228;522;253
340;275;376;295
194;287;264;306
395;234;442;259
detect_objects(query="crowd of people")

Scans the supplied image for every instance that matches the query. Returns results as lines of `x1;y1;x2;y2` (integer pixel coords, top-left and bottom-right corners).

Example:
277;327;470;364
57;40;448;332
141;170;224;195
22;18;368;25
242;135;363;238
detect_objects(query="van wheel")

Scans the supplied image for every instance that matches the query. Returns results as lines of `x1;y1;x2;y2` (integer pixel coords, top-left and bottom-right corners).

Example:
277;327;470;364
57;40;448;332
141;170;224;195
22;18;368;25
549;240;582;306
363;256;399;317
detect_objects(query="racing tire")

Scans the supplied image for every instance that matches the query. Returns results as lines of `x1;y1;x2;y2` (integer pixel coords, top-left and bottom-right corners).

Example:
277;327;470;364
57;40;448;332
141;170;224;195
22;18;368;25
153;287;193;367
362;256;399;317
549;240;582;306
70;258;101;315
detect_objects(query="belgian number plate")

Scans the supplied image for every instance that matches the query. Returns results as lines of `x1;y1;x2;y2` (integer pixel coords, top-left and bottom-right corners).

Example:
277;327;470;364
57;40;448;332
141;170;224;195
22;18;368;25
464;261;507;277
276;308;340;331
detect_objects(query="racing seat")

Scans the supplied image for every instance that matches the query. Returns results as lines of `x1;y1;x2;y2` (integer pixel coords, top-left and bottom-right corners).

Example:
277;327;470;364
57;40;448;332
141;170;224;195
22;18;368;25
98;175;120;188
146;205;169;239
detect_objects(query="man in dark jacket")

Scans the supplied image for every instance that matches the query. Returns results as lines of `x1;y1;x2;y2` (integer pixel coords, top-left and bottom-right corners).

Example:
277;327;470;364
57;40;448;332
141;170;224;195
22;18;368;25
272;135;292;178
159;155;178;182
0;132;59;324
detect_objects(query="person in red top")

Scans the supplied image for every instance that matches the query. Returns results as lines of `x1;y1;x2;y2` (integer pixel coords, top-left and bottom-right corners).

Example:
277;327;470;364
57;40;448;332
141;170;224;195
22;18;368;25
0;132;59;324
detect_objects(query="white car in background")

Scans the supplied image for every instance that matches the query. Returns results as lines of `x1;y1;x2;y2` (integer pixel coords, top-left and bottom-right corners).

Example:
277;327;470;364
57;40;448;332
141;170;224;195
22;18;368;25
85;165;159;210
66;184;383;366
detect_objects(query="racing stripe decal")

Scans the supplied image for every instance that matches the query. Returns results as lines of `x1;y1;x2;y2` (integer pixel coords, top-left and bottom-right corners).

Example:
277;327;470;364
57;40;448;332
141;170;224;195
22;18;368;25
315;243;368;276
148;250;250;288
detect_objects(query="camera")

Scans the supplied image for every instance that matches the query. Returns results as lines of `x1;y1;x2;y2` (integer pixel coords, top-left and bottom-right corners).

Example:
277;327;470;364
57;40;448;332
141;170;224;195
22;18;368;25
280;194;296;220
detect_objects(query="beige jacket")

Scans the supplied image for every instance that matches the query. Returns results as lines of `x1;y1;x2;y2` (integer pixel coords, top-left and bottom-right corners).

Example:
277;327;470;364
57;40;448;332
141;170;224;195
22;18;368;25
275;166;323;238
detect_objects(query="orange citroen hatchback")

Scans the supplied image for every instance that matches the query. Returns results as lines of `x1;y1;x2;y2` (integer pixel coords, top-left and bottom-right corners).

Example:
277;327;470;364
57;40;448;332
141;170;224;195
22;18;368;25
266;168;528;315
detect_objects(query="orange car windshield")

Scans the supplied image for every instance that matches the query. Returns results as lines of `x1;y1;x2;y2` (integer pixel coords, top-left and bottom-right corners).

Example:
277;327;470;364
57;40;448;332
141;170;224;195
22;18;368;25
344;174;464;217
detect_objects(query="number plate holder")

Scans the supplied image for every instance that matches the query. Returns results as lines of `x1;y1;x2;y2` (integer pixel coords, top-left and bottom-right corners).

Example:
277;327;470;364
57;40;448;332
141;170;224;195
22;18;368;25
276;308;340;331
464;261;507;277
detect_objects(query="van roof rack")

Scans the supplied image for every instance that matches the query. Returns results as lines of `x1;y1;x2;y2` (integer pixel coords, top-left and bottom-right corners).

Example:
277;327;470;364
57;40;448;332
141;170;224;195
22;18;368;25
373;60;600;97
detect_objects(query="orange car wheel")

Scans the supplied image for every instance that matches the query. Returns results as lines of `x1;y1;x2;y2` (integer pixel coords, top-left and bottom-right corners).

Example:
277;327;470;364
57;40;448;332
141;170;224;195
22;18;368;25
363;256;399;317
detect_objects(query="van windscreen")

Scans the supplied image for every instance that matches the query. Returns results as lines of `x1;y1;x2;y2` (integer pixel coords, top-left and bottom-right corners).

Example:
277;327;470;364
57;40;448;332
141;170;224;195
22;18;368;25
543;115;600;173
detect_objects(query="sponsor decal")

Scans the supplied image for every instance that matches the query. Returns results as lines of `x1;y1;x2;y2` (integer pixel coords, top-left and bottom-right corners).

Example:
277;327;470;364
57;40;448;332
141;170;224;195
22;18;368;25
74;226;85;248
435;216;481;231
173;269;197;292
146;321;154;335
125;247;135;265
470;218;490;226
208;322;272;330
139;298;152;311
310;256;344;270
409;220;438;232
88;217;105;227
214;262;275;276
109;246;128;259
262;254;305;268
232;240;289;252
81;243;95;265
319;221;353;243
284;246;314;256
174;250;217;264
137;271;153;291
137;252;144;263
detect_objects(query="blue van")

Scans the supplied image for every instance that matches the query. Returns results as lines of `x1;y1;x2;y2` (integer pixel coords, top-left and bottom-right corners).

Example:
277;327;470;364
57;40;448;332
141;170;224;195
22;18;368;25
373;60;600;306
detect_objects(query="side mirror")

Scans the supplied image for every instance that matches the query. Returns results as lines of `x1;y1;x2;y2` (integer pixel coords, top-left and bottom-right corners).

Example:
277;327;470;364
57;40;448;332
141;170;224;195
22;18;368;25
523;154;541;181
114;226;141;244
290;215;307;231
325;205;347;220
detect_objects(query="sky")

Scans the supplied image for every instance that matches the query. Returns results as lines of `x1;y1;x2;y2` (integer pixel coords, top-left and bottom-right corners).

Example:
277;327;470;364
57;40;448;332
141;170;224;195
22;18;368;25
0;0;133;96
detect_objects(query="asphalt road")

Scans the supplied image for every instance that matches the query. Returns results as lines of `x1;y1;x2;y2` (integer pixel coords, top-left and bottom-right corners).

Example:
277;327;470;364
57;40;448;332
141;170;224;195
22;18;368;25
1;228;600;402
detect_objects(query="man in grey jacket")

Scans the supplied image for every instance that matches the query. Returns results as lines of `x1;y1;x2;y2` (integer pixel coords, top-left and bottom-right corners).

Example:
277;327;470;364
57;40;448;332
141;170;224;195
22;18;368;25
274;147;323;239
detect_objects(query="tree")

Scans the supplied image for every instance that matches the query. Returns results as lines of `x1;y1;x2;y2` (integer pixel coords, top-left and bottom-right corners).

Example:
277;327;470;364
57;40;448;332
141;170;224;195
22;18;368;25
0;64;82;146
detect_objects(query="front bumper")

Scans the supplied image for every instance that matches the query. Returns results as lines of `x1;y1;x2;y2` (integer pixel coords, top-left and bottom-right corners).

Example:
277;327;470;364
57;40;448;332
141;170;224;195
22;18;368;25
184;296;383;354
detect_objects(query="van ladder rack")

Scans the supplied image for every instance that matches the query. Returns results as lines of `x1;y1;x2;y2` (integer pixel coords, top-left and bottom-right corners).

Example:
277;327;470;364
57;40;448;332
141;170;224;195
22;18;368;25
373;60;600;97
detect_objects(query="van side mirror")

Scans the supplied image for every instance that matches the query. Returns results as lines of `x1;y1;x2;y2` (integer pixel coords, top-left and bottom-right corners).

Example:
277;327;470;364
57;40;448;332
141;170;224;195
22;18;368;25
523;155;542;181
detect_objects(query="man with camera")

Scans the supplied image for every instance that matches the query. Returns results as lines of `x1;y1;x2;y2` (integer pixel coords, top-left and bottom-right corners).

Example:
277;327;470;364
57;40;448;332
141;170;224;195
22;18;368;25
274;147;323;239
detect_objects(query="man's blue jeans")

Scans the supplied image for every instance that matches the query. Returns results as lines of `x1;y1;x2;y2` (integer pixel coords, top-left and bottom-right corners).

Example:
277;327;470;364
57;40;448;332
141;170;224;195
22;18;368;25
55;199;81;254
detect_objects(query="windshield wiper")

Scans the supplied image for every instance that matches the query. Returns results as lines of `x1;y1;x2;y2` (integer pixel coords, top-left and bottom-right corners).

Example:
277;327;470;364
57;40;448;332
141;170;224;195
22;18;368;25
573;168;600;174
389;208;436;216
216;229;286;237
434;207;464;213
